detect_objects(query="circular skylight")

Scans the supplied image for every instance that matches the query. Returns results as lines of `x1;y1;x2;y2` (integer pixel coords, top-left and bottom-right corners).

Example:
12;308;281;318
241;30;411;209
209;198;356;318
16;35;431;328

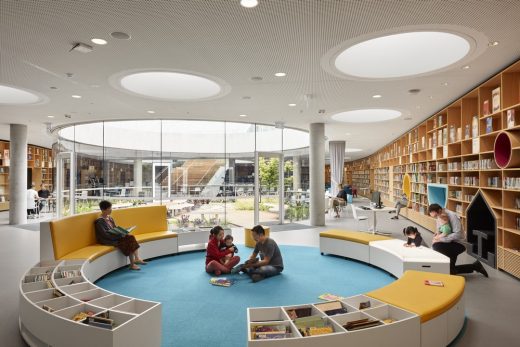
335;31;470;78
119;71;224;100
332;109;401;123
0;85;41;104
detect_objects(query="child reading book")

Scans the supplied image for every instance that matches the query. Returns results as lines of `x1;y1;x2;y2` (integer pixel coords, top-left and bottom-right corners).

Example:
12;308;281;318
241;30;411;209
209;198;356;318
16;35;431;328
403;226;425;247
220;235;238;265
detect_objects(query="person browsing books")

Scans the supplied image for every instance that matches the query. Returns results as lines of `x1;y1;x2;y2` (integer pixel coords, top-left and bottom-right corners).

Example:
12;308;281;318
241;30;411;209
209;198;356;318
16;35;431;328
219;234;238;265
236;225;284;283
428;203;488;277
94;200;146;271
205;226;240;276
403;226;426;247
332;184;347;218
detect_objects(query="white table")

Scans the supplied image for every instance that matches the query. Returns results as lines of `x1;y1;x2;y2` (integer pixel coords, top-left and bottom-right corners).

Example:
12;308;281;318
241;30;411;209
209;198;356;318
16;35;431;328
356;205;396;235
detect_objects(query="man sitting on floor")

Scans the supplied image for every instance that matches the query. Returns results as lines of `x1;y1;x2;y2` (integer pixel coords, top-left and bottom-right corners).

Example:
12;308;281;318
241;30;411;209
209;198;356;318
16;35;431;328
234;225;284;282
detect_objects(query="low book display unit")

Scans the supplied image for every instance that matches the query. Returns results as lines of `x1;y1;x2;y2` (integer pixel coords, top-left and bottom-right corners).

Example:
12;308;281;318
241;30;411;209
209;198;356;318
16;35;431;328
19;259;161;347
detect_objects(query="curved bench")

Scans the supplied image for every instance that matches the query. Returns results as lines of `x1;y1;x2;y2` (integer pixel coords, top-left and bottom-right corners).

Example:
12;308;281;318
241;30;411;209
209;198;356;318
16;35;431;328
320;230;450;277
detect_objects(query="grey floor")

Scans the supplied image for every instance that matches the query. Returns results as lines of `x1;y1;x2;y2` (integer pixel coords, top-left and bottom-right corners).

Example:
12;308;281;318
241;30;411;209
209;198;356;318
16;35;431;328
1;200;519;346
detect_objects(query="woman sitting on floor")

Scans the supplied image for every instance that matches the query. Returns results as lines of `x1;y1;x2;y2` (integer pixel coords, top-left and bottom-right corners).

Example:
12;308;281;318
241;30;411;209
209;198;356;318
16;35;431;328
205;226;240;275
94;200;147;271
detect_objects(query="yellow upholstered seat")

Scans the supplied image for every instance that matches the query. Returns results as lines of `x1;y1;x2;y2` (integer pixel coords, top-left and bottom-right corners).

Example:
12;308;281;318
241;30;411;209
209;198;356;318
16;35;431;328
50;205;170;261
134;231;178;243
367;270;465;323
319;230;391;245
60;245;115;262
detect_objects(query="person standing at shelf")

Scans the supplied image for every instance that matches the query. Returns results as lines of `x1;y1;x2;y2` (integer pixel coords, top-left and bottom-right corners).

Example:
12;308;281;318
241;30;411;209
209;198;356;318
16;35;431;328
235;225;284;283
94;200;147;271
205;225;240;275
428;203;488;277
26;183;39;218
37;184;50;213
390;193;408;220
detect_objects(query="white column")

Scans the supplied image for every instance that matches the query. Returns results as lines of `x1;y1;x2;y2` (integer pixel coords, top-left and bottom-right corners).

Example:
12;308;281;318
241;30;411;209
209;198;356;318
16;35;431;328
133;159;143;196
310;123;325;226
292;155;301;191
9;124;28;225
329;141;345;197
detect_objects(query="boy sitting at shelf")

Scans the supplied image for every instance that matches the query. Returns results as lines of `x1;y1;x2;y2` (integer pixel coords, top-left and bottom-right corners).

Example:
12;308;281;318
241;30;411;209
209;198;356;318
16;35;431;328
220;235;238;265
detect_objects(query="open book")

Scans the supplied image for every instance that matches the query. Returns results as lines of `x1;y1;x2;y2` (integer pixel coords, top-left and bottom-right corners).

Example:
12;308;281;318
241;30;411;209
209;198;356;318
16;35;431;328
107;225;136;236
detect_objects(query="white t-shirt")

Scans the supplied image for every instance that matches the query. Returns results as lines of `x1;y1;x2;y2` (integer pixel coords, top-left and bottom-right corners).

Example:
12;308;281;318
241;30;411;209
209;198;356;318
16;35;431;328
26;189;38;209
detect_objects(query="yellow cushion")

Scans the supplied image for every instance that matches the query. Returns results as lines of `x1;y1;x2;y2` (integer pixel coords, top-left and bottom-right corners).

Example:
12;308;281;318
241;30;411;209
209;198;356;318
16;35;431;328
60;245;114;262
50;211;100;260
112;205;168;235
367;270;465;323
244;226;271;248
319;230;391;245
134;231;178;243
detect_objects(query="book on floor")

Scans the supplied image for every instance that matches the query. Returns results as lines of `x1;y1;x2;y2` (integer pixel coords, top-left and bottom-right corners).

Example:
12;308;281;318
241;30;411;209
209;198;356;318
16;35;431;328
210;277;233;287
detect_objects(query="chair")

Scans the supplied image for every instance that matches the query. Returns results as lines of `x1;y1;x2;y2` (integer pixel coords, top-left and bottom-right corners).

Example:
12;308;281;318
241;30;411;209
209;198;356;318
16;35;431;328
351;204;369;230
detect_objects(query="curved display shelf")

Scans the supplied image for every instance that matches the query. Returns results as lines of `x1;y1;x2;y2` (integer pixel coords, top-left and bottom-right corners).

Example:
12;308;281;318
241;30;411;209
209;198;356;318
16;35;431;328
494;131;520;169
427;183;448;208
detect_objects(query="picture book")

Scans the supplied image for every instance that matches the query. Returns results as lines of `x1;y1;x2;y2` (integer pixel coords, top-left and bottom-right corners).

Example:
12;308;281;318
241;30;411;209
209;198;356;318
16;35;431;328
210;277;233;287
486;117;493;133
492;87;500;113
507;109;516;128
107;226;131;236
424;280;444;287
318;293;344;301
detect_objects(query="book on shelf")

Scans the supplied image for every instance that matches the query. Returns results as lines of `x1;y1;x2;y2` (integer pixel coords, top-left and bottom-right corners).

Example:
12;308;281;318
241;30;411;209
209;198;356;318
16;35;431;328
483;100;490;116
472;116;479;137
359;300;371;309
42;304;54;313
492;87;500;113
315;301;348;316
209;277;233;287
286;307;312;320
343;318;383;331
507;109;516;128
424;280;444;287
464;124;470;140
457;127;462;141
449;126;455;143
486;117;493;133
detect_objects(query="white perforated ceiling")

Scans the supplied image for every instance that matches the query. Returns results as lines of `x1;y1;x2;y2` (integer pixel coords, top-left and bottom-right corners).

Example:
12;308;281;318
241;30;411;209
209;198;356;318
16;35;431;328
1;0;520;158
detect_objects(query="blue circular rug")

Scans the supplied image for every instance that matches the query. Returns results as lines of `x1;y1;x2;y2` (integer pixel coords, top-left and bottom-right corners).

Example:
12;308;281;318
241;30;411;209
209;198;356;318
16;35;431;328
96;245;394;347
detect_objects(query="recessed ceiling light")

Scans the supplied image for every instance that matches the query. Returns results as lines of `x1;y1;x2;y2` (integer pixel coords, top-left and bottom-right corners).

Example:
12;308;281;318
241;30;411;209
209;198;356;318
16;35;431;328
91;38;107;45
71;95;82;98
240;0;258;8
0;85;41;104
345;132;351;135
120;71;223;100
429;96;434;99
251;76;263;81
372;94;382;98
242;96;252;99
90;84;100;88
111;32;131;40
288;103;296;107
47;115;55;118
274;72;286;77
239;114;247;117
488;41;499;47
345;148;363;153
416;106;421;109
462;65;470;70
442;82;449;86
335;31;470;78
331;109;402;123
147;110;155;114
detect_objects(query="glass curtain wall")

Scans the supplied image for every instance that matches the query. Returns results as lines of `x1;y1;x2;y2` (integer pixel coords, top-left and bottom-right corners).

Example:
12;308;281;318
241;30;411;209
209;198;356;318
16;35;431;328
55;120;309;228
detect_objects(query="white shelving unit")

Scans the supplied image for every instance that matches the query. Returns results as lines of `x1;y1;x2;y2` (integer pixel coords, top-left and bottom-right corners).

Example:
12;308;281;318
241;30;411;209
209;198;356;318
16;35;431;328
247;294;420;347
19;259;161;347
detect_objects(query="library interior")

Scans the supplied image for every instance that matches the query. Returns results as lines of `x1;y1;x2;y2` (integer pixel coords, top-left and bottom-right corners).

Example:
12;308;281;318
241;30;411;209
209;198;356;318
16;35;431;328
2;1;520;347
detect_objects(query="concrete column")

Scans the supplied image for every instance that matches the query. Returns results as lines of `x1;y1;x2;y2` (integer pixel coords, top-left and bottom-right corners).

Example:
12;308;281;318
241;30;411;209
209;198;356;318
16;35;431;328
309;123;325;226
133;159;143;196
292;155;301;191
9;124;28;225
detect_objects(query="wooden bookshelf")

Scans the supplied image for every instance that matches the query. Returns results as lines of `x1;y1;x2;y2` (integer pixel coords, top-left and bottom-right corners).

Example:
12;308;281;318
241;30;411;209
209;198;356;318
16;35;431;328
346;58;520;279
0;140;54;211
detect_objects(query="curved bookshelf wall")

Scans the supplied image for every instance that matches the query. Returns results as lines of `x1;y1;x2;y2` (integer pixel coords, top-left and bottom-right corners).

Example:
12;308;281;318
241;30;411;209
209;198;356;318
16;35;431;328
346;58;520;280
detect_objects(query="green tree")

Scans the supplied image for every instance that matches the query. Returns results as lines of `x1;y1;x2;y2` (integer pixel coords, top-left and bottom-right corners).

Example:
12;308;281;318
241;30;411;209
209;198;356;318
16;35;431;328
258;158;294;191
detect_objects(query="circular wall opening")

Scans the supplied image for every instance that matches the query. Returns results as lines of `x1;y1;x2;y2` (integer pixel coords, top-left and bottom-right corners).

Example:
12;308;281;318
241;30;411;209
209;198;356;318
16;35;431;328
494;132;513;168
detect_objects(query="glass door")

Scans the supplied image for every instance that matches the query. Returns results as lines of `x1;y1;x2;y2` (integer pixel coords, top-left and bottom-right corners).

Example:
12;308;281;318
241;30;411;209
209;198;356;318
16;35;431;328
152;162;171;201
56;152;74;217
255;152;284;225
